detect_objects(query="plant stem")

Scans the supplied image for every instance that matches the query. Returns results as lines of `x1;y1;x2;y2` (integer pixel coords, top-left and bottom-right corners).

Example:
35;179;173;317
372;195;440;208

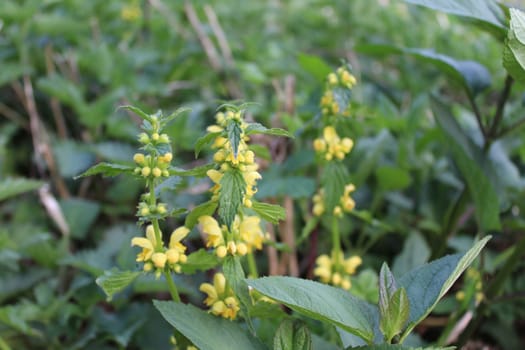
456;234;525;346
488;75;513;138
247;252;258;278
164;270;181;302
497;116;525;138
331;215;341;262
466;92;486;139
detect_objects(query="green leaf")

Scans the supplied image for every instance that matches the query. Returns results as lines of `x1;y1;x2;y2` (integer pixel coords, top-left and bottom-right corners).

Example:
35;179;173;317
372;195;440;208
375;166;412;191
153;301;266;350
503;8;525;82
398;236;491;341
274;319;312;350
332;86;352;113
247;276;378;343
160;107;191;129
297;53;333;82
0;63;32;87
322;161;348;212
37;74;85;113
350;345;455;350
245;123;294;138
0;178;44;201
59;198;100;239
392;232;431;277
251;201;286;224
223;256;254;332
171;163;215;177
96;269;141;302
195;132;221;158
75;162;134;179
357;45;491;97
257;176;316;199
403;0;506;35
119;105;152;122
180;249;220;274
378;263;398;319
380;288;410;343
54;140;95;177
219;169;246;229
226;119;243;159
431;97;501;231
185;201;218;229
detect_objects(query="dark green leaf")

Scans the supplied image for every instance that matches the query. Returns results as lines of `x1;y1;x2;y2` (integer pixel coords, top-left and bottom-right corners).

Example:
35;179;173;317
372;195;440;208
171;163;215;177
185;201;218;229
297;53;333;82
195;132;221;158
274;319;312;350
37;74;85;113
96;269;141;301
245;123;293;138
153;301;266;350
257;175;316;199
0;178;44;201
226;119;243;159
54;140;95;177
322;162;348;212
75;162;134;179
392;232;431;277
398;236;490;341
59;198;100;239
219;169;246;229
180;249;220;274
375;166;412;191
119;105;152;122
160;107;191;129
431;97;501;231
247;276;378;343
251;201;286;224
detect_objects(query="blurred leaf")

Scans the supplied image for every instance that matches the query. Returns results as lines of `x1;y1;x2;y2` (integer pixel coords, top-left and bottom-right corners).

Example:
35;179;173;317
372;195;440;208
357;45;491;97
75;162;134;179
92;142;135;163
350;345;454;350
322;162;348;212
245;123;293;138
297;53;332;82
194;132;220;158
0;63;32;86
251;201;286;224
399;235;491;340
0;177;43;201
180;249;220;274
54;140;95;178
219;169;246;229
503;8;525;82
37;74;85;112
153;301;266;350
379;288;409;343
59;198;100;239
0;269;51;303
185;201;218;229
31;13;89;38
332;86;352;114
350;269;379;304
119;105;152;122
223;256;254;332
171;163;214;177
96;269;141;301
393;232;431;277
248;276;378;343
431;97;501;231
274;319;312;350
378;263;398;320
0;301;41;336
375;166;412;191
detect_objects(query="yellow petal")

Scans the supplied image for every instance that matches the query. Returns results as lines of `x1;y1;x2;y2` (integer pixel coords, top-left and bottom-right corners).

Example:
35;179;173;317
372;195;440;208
170;227;190;246
213;273;226;294
151;252;167;268
323;126;338;143
131;237;154;250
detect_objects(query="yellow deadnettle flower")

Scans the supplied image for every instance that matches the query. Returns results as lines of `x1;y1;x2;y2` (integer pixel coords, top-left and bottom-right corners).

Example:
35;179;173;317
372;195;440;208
313;126;353;161
314;253;362;290
239;216;264;252
131;225;157;262
312;183;356;218
198;215;224;248
200;273;240;320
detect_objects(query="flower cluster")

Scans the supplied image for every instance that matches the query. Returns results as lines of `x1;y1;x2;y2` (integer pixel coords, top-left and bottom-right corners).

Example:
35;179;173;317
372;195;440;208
320;66;357;117
206;110;261;208
314;253;362;290
200;273;240;320
198;214;266;258
313;126;353;161
131;225;189;276
312;183;356;218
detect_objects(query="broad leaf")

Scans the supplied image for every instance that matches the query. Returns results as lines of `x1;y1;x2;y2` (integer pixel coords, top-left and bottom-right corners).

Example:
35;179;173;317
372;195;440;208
247;276;378;343
153;301;266;350
398;236;491;341
195;132;221;158
379;288;409;343
119;105;152;122
322;161;348;212
171;163;214;177
96;269;141;301
180;249;220;274
297;52;333;82
0;178;44;201
75;162;134;179
219;169;246;229
185;201;218;229
274;319;312;350
431;97;501;231
245;123;293;138
503;8;525;82
251;201;286;224
59;198;100;239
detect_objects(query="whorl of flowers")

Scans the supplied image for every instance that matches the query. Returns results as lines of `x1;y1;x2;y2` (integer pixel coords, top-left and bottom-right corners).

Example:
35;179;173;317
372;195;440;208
314;253;362;290
312;183;356;218
200;273;240;320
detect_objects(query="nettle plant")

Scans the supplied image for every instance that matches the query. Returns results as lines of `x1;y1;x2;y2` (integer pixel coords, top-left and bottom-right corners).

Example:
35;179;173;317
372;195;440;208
78;65;491;350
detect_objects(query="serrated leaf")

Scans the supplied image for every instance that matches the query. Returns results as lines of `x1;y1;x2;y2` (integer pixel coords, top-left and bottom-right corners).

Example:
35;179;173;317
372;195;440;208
247;276;378;343
185;201;218;229
245;123;293;138
251;201;286;224
75;162;134;179
195;132;221;157
171;163;215;177
96;269;141;302
322;162;348;212
380;288;409;343
153;301;266;350
504;8;525;82
119;105;152;122
398;236;491;341
223;256;254;333
0;178;44;201
226;119;243;159
179;249;220;274
274;319;312;350
219;169;246;229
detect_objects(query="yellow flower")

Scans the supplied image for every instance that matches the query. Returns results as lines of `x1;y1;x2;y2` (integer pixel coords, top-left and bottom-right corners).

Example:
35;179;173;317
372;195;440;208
151;252;167;268
200;273;239;320
314;252;362;290
239;216;264;252
166;226;189;264
131;225;157;262
198;216;224;248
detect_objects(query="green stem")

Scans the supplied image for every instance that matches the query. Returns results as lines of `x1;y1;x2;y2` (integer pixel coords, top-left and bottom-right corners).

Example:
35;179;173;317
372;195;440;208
164;270;181;302
247;252;258;278
488;75;513;138
466;92;486;140
331;215;341;262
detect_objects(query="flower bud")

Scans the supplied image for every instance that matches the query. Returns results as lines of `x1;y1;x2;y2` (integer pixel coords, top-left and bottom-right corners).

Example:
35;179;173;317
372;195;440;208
141;166;151;177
